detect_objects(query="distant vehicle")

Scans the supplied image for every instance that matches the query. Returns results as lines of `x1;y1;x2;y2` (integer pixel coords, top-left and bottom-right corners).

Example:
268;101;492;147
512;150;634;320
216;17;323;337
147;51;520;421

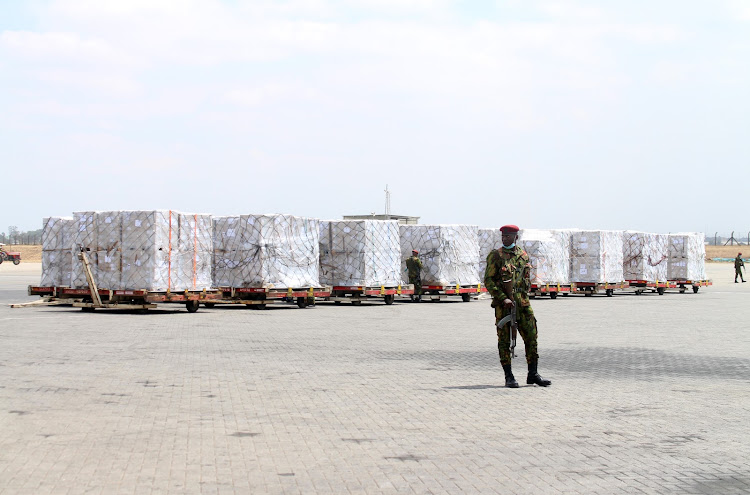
0;244;21;265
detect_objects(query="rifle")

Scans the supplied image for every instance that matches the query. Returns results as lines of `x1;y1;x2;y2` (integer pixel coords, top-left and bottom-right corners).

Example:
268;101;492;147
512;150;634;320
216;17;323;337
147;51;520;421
495;302;518;359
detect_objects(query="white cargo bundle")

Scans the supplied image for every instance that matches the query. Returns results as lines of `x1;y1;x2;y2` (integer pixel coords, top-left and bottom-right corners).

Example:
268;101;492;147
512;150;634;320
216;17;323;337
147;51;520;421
69;210;213;291
319;220;401;286
41;217;74;287
569;230;624;283
622;231;669;282
667;232;707;281
399;224;480;286
478;228;502;279
213;214;320;288
518;229;571;285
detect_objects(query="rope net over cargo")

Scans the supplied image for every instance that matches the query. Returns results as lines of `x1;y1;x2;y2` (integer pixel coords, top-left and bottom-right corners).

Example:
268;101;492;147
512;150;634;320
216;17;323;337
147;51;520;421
213;214;320;288
319;220;401;287
622;231;668;282
51;210;213;291
569;230;624;283
399;224;480;286
41;217;74;287
518;229;571;285
667;233;707;281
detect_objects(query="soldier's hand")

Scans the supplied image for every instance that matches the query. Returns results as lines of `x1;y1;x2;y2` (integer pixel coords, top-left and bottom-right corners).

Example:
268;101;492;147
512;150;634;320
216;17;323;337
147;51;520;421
503;298;513;309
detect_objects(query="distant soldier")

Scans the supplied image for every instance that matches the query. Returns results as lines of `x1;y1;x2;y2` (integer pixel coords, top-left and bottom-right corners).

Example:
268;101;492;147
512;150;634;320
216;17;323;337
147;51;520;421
484;225;551;388
406;249;423;302
735;253;745;283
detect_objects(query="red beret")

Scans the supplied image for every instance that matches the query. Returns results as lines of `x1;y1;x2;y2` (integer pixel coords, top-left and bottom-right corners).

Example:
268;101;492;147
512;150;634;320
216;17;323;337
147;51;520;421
412;249;419;254
500;225;519;233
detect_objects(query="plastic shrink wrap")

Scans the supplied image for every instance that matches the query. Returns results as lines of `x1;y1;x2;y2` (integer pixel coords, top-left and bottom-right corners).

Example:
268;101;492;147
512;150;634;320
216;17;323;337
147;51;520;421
41;217;74;287
400;225;480;286
68;210;213;291
569;230;624;283
319;220;401;286
667;233;706;281
518;229;571;285
478;228;502;280
213;214;320;288
622;231;669;282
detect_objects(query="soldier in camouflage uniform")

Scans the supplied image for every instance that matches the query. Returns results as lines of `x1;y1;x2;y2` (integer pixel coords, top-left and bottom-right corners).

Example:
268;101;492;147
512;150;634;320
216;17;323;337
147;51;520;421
484;225;551;388
735;253;745;283
406;250;423;302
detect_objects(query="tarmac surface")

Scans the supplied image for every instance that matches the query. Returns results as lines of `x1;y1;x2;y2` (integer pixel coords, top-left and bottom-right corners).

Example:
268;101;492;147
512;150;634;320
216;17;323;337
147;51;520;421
1;262;749;494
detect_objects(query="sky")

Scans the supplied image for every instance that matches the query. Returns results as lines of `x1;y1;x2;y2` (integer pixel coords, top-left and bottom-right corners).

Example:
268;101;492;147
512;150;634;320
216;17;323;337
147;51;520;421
1;0;748;235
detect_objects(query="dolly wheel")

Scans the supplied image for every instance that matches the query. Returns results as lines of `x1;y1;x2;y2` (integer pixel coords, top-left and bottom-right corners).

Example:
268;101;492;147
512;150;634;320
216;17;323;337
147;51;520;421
204;303;215;308
186;300;199;313
296;297;308;308
351;299;362;306
549;292;558;299
692;286;699;293
606;289;613;297
81;306;95;312
384;294;395;305
657;287;665;295
461;293;471;302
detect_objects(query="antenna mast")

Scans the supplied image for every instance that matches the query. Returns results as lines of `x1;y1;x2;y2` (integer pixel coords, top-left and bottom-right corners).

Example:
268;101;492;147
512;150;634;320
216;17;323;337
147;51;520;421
384;185;391;219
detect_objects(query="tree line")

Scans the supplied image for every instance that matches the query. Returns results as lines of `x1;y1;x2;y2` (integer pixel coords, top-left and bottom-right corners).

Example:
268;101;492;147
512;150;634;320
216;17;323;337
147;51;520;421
1;226;43;245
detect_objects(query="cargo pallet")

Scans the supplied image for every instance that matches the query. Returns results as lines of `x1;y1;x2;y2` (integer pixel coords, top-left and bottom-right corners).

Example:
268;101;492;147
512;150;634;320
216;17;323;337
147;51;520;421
209;286;333;309
667;279;712;294
24;285;222;312
416;284;487;302
626;280;676;296
570;281;630;297
530;283;572;299
325;284;414;305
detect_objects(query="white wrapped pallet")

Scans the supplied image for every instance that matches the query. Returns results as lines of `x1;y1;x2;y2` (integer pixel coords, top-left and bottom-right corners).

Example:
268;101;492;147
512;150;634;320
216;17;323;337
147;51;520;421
569;230;624;283
120;210;213;291
96;211;123;290
399;224;480;286
213;214;320;288
68;210;213;291
319;220;401;286
71;211;97;288
518;229;571;285
478;228;502;280
41;217;74;287
622;231;669;282
667;232;707;281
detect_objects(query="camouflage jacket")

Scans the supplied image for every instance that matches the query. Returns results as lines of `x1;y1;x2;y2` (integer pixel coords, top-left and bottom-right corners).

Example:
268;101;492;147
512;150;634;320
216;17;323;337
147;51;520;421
405;256;423;280
736;256;745;270
484;246;532;303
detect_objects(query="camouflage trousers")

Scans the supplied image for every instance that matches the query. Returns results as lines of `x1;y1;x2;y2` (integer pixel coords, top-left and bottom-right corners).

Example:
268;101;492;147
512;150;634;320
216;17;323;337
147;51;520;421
409;276;422;295
495;297;539;366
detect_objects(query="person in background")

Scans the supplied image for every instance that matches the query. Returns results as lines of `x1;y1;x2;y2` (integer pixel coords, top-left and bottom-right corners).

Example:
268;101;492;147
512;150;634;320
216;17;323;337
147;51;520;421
735;253;745;283
406;249;423;302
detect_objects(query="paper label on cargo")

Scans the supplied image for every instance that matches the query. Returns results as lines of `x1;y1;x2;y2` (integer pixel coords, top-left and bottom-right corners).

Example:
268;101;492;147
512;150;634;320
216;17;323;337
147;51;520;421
106;217;112;224
135;220;141;227
579;264;587;275
580;242;588;249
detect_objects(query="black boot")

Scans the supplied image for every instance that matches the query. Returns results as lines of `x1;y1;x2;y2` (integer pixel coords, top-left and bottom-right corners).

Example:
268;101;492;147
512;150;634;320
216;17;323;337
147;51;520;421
527;360;551;387
502;364;519;388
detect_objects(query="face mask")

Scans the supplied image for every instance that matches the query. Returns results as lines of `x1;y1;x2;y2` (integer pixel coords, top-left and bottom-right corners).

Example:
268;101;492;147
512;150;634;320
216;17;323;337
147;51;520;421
503;242;515;249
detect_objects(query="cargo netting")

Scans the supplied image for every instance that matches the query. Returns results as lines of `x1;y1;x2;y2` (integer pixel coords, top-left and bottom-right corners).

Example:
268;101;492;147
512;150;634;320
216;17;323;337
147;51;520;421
478;228;503;281
569;230;624;283
213;214;320;288
667;232;706;281
399;224;480;286
319;220;401;287
65;210;213;291
622;231;668;282
41;217;74;287
518;229;571;285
